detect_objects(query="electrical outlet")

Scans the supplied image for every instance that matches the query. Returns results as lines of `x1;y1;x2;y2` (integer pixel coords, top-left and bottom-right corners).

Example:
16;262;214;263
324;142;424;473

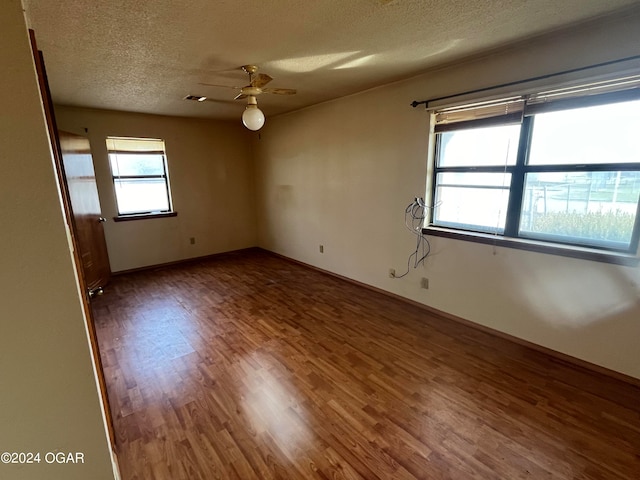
389;268;396;278
190;237;196;245
319;244;324;253
420;277;429;289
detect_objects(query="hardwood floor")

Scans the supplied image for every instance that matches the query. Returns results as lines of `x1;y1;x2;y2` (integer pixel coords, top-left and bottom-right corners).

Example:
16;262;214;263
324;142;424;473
92;249;640;480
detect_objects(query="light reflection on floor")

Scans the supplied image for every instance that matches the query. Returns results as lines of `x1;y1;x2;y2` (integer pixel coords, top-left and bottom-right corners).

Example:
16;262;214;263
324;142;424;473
237;350;314;461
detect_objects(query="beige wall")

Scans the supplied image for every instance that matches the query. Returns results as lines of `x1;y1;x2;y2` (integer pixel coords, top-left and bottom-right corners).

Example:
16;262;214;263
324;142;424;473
55;107;257;272
0;1;116;479
254;11;640;379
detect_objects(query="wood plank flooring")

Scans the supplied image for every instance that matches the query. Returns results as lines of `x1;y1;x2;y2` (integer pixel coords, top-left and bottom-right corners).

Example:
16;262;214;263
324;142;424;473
92;249;640;480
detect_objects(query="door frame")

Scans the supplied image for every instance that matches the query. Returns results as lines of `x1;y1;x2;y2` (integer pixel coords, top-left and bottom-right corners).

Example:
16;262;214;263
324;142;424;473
29;30;116;449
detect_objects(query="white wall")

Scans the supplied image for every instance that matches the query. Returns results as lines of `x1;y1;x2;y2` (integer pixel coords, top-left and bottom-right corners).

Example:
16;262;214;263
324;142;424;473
255;10;640;379
0;2;116;479
55;107;257;272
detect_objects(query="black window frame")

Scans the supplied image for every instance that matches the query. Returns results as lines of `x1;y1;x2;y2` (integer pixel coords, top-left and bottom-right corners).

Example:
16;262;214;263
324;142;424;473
424;82;640;265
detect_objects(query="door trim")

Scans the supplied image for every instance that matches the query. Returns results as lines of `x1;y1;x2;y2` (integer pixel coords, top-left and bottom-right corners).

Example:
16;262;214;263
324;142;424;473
29;29;116;450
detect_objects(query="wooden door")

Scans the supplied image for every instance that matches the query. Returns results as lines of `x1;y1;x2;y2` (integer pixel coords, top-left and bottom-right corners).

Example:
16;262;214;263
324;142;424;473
30;30;116;449
58;130;111;295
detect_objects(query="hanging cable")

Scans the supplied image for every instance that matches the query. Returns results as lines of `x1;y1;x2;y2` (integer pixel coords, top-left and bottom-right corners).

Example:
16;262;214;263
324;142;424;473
393;197;432;278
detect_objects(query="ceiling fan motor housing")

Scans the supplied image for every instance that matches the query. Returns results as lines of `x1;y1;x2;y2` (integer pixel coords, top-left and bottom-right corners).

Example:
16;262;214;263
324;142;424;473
242;86;262;96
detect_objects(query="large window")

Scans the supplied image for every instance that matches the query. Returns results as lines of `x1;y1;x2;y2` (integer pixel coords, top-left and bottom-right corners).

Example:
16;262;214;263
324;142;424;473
106;137;173;217
429;78;640;256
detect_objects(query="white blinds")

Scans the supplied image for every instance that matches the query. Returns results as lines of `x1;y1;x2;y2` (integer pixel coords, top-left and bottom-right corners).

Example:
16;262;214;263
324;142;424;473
525;75;640;115
432;74;640;132
106;137;165;153
433;97;524;133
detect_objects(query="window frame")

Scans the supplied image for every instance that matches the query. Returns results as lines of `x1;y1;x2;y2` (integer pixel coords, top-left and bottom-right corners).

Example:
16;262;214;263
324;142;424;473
424;83;640;265
106;137;175;220
431;120;524;235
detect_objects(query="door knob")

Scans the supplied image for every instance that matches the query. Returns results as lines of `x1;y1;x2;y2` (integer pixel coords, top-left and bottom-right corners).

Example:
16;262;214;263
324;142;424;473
88;286;104;298
98;217;107;223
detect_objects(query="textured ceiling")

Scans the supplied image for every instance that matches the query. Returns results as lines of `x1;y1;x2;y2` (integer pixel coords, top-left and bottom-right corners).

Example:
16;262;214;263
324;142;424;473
23;0;640;122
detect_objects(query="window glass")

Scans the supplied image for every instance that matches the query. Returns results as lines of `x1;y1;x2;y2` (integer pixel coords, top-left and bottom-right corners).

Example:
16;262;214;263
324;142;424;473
528;100;640;165
113;179;170;215
434;172;511;233
109;154;166;177
437;124;520;167
519;171;640;249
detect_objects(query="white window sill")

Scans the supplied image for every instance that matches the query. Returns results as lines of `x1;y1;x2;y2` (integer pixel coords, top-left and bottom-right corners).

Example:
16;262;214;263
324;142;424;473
113;212;177;222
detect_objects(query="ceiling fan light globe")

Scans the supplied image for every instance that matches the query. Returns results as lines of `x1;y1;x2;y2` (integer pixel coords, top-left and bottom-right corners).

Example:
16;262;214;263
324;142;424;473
242;106;265;131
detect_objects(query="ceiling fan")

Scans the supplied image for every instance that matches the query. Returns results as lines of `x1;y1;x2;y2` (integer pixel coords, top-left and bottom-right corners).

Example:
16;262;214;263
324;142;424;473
188;65;297;131
201;65;297;100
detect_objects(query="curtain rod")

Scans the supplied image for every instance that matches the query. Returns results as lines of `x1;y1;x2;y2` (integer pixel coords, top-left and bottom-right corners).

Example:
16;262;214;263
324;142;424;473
410;54;640;109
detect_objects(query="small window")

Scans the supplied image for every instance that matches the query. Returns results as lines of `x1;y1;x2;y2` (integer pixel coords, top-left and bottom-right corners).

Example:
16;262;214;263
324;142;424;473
106;137;173;217
428;77;640;256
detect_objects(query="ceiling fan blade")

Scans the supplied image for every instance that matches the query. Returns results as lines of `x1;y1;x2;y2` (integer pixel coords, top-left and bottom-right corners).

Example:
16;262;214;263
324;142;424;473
234;93;248;100
251;73;273;88
199;82;242;90
202;98;238;104
262;87;297;95
183;95;238;105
